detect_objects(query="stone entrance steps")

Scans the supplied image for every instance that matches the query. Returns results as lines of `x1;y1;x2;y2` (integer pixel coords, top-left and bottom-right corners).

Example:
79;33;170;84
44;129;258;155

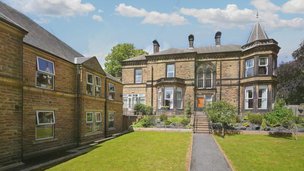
193;113;210;134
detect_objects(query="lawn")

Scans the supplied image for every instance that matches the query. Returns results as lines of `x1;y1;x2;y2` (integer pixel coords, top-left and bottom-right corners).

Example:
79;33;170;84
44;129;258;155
215;134;304;171
48;131;192;171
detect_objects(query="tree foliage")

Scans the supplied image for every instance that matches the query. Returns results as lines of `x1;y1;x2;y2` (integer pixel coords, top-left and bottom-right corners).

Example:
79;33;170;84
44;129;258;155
277;42;304;104
104;43;147;77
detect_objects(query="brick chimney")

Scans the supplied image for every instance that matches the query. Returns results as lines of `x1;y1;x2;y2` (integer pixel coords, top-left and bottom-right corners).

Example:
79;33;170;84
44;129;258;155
215;31;222;46
153;40;160;53
188;34;194;48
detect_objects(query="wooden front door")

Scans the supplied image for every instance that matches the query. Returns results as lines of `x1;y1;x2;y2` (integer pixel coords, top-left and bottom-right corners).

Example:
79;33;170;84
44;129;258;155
197;97;205;109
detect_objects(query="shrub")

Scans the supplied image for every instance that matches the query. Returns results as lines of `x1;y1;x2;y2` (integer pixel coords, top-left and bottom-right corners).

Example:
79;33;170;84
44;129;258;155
184;101;192;118
248;113;263;125
242;122;250;127
164;120;172;126
264;99;294;127
133;116;155;128
261;118;267;130
181;117;190;126
206;101;237;137
159;114;168;121
134;104;153;115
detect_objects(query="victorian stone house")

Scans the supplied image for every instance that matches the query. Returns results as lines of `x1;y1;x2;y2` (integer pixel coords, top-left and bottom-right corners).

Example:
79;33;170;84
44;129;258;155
122;21;280;115
0;2;123;168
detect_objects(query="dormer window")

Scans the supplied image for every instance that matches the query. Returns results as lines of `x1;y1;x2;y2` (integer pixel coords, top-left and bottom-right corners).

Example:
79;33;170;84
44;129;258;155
166;64;175;78
36;57;55;90
245;59;254;77
258;57;268;75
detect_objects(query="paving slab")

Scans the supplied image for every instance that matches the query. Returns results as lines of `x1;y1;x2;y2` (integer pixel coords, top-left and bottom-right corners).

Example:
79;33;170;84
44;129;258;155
190;134;231;171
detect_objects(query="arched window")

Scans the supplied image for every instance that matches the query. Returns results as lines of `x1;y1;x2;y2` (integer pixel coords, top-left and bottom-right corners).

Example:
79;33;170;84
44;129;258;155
197;63;215;88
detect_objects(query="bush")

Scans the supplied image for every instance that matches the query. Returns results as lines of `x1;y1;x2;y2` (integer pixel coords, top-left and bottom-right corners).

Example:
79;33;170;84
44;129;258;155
133;116;156;128
181;117;190;126
261;118;267;130
264;99;294;127
242;122;250;127
159;114;168;122
134;104;153;115
184;101;192;118
248;113;263;125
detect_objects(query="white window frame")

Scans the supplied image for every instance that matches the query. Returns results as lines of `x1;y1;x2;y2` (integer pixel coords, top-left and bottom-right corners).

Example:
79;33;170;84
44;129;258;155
135;68;142;83
245;58;254;77
205;67;213;88
176;88;183;109
36;57;55;90
108;112;115;129
164;87;174;109
258;85;268;109
86;112;93;123
95;76;102;96
36;111;55;125
245;86;254;109
158;88;163;109
87;73;94;96
95;112;102;123
258;57;268;75
166;64;175;78
35;110;55;140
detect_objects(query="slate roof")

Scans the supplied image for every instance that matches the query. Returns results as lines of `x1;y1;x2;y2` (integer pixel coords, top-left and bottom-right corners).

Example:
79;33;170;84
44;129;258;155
0;1;84;62
247;22;269;43
106;72;121;83
124;44;242;62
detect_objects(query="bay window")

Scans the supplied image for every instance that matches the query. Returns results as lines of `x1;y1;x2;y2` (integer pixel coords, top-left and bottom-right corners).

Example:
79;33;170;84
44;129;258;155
158;87;183;110
245;59;254;77
258;57;268;75
164;87;174;109
176;88;183;109
36;57;55;90
258;85;268;109
245;86;254;109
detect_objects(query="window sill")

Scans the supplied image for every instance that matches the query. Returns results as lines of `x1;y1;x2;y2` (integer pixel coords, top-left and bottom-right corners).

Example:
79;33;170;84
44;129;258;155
33;138;58;144
35;86;54;91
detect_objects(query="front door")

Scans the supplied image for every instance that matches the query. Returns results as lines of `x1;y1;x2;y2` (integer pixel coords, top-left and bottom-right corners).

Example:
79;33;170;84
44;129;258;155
197;97;205;110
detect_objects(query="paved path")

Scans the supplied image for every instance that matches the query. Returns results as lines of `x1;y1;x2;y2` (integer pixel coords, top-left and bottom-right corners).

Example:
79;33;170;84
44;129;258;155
190;134;231;171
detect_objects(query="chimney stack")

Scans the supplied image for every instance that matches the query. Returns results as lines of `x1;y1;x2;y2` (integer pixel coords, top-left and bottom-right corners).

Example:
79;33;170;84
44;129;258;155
153;40;160;53
188;34;194;48
215;31;222;46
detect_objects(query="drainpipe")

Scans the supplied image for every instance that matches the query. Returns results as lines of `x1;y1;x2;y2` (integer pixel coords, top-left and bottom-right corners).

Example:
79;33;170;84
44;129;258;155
151;66;154;110
104;78;108;137
76;65;82;146
238;57;241;115
220;61;222;100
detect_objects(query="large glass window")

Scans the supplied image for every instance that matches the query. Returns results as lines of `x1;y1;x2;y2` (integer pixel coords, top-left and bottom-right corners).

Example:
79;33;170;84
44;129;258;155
158;87;183;110
135;68;142;83
197;64;214;89
108;83;115;100
245;59;254;77
164;87;174;109
36;57;55;89
87;73;94;96
166;64;175;78
245;86;254;109
36;111;55;140
108;112;115;129
258;85;268;109
123;94;146;110
258;57;268;75
95;76;101;97
86;112;102;133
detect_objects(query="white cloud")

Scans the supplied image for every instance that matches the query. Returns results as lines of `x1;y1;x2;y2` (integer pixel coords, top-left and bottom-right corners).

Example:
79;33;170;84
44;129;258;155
92;15;102;22
251;0;280;12
5;0;95;17
180;3;304;29
115;3;187;26
180;4;255;28
282;0;304;14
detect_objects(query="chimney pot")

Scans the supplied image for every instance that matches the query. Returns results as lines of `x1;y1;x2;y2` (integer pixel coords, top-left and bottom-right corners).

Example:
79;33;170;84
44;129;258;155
188;34;194;48
152;40;160;53
215;31;222;46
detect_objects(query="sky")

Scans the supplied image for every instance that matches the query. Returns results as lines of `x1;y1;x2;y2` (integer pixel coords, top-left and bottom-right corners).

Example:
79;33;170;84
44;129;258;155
2;0;304;65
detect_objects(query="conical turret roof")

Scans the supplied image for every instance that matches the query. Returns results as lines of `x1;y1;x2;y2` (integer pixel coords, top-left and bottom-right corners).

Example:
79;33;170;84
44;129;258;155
247;22;269;43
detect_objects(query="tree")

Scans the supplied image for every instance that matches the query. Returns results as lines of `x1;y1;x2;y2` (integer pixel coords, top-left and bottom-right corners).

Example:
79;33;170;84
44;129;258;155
277;41;304;104
104;43;147;77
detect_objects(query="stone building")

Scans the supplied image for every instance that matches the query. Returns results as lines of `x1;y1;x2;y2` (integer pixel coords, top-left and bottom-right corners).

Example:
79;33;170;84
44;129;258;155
122;21;280;115
0;2;123;168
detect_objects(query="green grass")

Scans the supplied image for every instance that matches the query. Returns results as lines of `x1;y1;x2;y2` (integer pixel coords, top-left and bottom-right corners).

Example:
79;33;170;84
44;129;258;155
215;134;304;171
48;131;191;171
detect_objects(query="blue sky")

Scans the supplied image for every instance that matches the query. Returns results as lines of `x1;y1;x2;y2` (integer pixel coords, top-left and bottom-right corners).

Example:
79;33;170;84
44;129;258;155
2;0;304;65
